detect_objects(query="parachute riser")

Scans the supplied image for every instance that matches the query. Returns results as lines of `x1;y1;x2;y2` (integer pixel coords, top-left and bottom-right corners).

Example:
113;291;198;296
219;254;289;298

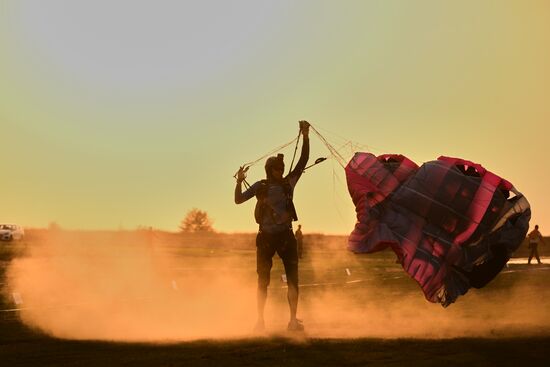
303;157;328;172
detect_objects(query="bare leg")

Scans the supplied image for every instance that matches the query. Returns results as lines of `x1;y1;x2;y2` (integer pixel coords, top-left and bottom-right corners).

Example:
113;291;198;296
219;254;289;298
281;231;303;331
255;231;272;331
287;284;298;321
256;286;267;327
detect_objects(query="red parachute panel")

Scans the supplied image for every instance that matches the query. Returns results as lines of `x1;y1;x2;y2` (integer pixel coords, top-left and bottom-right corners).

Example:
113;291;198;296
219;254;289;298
346;153;530;306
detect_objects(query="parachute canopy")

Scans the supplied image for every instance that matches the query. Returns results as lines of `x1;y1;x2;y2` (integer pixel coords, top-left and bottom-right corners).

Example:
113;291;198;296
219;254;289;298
346;153;531;307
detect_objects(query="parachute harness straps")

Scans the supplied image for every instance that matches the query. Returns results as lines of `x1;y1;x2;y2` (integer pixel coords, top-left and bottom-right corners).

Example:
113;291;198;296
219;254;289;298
254;179;298;225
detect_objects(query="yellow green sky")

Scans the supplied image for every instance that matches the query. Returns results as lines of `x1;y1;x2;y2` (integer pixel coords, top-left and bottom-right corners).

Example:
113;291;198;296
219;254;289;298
1;0;549;234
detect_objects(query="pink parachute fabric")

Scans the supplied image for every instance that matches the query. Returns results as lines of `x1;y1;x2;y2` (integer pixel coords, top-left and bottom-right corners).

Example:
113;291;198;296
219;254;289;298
346;153;531;307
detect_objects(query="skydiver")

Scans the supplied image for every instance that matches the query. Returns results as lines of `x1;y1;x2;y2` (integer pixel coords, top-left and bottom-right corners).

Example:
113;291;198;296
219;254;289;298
234;121;310;332
527;225;546;265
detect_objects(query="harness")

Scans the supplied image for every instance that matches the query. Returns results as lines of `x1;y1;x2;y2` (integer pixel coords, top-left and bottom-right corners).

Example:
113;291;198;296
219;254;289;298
254;179;298;225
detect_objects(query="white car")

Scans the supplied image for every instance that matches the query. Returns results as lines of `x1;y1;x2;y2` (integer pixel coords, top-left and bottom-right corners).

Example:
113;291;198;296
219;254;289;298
0;224;25;241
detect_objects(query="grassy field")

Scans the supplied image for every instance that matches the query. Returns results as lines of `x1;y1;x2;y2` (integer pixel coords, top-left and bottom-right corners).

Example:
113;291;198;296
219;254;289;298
1;233;550;366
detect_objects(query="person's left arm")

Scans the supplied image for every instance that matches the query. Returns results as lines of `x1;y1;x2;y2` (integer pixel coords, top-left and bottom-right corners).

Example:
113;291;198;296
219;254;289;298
287;121;310;185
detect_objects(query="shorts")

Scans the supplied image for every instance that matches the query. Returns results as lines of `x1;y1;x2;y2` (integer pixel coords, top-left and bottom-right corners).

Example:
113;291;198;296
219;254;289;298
256;229;299;290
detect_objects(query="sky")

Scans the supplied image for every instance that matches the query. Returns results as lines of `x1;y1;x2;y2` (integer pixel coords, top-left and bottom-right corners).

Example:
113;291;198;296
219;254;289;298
1;0;549;234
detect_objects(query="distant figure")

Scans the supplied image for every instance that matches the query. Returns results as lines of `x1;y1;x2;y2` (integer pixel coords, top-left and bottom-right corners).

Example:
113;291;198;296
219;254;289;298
235;121;309;332
295;225;304;259
527;225;546;264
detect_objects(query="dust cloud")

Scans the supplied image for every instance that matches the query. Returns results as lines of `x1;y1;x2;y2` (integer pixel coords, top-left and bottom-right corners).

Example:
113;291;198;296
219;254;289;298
4;231;257;341
3;231;550;342
301;239;550;339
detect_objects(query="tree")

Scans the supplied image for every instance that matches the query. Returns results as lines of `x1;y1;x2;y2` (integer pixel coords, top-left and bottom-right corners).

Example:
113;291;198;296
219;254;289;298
179;208;214;233
48;221;61;231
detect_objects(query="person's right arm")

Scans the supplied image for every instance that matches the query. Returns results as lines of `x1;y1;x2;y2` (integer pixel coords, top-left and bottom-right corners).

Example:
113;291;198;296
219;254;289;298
234;169;258;204
235;181;255;204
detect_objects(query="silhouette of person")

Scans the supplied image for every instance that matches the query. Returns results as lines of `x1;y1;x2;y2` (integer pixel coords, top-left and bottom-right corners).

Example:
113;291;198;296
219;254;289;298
527;225;546;264
235;121;309;332
295;225;304;259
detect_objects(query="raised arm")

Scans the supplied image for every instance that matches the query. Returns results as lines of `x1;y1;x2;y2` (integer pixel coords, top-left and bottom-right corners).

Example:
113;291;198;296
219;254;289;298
288;121;310;180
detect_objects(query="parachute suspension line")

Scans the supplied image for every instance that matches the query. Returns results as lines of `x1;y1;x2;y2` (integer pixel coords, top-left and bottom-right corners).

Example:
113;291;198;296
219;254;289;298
330;162;349;226
240;136;299;169
235;121;360;182
309;124;348;169
335;141;354;158
287;130;301;175
234;134;299;184
313;123;388;155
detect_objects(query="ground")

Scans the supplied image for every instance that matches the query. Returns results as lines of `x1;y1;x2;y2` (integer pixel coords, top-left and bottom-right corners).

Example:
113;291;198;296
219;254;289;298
1;233;549;366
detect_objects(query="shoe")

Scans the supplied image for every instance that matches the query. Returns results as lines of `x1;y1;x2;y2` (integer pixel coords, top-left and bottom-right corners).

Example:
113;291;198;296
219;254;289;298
287;318;304;332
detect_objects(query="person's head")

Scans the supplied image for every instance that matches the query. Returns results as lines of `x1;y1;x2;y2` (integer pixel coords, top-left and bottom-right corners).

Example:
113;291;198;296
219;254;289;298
298;225;301;230
265;154;285;181
535;225;539;230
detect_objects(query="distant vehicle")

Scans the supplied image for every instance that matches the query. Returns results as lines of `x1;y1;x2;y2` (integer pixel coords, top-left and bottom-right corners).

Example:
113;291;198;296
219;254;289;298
0;224;25;241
